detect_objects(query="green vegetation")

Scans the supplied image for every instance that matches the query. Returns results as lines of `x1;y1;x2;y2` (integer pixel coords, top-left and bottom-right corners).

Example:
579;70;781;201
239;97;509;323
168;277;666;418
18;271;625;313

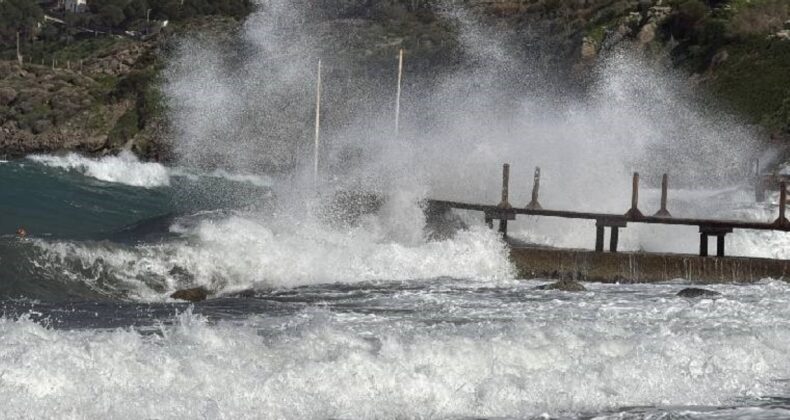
0;0;44;45
659;0;790;135
709;37;790;132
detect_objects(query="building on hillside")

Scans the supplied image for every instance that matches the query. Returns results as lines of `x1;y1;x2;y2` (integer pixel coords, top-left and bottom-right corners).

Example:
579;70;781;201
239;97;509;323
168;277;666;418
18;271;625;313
64;0;87;13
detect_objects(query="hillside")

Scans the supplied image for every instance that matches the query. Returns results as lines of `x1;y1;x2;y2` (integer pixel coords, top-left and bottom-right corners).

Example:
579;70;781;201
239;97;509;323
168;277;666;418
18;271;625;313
0;0;787;161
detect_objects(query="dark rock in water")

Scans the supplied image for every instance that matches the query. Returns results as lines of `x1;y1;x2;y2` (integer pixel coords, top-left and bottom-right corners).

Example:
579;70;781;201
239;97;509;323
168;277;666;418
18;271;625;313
535;279;587;292
170;287;209;302
677;287;721;298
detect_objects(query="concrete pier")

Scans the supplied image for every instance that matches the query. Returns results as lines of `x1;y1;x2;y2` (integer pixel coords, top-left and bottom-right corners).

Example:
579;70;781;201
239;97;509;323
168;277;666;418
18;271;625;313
509;246;790;283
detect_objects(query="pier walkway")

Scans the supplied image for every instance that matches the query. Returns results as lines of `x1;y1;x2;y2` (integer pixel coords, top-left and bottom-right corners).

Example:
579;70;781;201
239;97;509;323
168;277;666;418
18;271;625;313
426;164;790;258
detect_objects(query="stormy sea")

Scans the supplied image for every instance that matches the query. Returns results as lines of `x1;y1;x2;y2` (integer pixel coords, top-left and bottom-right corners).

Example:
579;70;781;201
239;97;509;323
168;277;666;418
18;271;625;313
3;1;790;418
1;151;790;419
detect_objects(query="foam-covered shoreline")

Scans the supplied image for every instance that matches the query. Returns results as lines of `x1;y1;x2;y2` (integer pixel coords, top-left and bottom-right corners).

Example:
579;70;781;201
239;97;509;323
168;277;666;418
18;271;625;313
3;282;790;418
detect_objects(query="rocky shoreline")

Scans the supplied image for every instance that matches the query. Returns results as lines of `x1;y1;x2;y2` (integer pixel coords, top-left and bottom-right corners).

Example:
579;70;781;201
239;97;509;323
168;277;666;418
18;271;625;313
1;1;788;160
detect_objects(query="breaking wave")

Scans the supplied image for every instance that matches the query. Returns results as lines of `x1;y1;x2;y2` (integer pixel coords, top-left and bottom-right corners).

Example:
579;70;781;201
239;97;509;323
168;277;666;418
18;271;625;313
26;215;513;301
27;152;273;189
28;152;171;188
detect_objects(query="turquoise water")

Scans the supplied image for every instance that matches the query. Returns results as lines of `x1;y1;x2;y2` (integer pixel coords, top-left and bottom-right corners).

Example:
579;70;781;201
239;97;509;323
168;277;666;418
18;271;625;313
0;156;272;300
0;160;173;238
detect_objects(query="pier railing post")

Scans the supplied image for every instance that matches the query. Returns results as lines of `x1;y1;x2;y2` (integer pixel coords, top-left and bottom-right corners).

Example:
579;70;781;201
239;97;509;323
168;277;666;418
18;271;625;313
526;167;542;210
654;174;671;217
498;163;511;209
497;163;513;236
774;182;789;227
625;172;644;220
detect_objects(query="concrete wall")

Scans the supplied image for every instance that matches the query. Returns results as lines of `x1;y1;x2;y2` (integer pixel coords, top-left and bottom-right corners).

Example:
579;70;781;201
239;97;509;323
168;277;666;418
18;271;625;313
510;247;790;283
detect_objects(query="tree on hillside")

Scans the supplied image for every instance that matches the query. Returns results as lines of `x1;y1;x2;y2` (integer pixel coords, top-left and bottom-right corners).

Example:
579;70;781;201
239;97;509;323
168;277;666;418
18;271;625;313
0;0;44;44
123;0;150;23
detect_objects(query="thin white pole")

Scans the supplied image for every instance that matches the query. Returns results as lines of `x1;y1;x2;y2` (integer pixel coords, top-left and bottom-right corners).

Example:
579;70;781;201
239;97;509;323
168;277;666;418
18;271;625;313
313;59;322;187
16;32;23;66
394;49;404;138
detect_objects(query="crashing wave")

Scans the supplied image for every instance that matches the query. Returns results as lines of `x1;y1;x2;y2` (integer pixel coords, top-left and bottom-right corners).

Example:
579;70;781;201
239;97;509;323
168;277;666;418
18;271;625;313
28;152;171;188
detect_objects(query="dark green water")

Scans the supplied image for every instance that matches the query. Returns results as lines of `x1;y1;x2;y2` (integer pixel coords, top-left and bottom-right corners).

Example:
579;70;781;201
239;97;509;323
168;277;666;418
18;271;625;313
0;157;271;300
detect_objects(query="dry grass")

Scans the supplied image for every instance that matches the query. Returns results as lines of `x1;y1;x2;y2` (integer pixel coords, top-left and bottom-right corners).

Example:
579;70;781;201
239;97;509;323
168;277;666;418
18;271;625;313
730;0;789;36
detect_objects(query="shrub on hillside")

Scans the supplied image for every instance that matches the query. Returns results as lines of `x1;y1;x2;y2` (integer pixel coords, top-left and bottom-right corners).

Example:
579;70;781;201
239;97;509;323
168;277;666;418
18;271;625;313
668;0;710;40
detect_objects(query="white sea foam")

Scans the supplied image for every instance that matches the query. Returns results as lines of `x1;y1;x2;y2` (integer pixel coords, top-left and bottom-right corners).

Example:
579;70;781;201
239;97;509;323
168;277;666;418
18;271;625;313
28;152;171;188
3;282;790;418
27;152;274;189
32;210;514;300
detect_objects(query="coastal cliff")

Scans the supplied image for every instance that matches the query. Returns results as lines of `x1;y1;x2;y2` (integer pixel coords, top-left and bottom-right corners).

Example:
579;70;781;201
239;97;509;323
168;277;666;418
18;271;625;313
0;0;787;160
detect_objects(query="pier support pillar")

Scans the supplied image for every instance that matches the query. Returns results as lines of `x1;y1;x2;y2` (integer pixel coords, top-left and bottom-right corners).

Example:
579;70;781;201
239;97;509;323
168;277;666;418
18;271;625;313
700;226;732;257
595;225;605;252
717;234;726;257
595;218;627;253
610;227;620;253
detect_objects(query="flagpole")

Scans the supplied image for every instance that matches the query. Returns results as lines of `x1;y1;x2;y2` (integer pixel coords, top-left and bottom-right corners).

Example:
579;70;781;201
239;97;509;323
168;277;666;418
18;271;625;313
394;49;403;138
313;59;322;187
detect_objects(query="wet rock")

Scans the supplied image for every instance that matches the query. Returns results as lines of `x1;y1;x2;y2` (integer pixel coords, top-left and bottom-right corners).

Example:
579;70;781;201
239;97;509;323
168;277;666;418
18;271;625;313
170;287;209;302
536;279;587;292
677;287;720;298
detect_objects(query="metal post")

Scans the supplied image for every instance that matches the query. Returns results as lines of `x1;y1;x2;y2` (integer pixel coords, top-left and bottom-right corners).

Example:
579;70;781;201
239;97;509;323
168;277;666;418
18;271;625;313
700;233;708;257
499;217;508;236
716;234;725;257
625;172;643;219
497;164;511;236
313;59;322;188
394;48;403;138
654;173;671;217
609;226;619;252
776;182;789;227
16;32;22;66
595;224;605;252
498;164;511;209
526;166;542;210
